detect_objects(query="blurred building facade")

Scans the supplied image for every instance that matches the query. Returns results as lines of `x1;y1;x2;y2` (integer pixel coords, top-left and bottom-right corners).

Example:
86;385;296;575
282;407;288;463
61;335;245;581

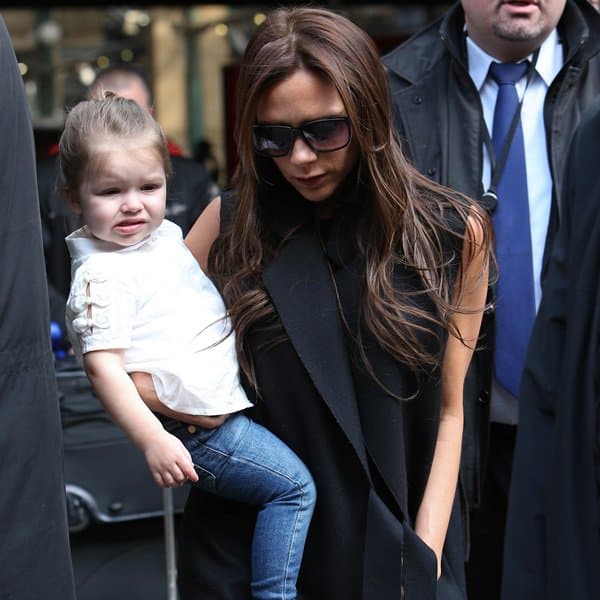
3;4;446;187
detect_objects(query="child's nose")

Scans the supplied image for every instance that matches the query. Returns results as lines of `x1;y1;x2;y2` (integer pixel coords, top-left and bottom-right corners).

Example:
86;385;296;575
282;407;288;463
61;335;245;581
121;192;143;211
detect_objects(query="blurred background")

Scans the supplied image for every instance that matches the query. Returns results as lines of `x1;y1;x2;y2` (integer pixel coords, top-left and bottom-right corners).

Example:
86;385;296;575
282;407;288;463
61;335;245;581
3;1;449;189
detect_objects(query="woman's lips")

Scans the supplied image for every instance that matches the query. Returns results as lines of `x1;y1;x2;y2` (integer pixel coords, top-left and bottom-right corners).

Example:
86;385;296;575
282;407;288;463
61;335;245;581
294;174;327;189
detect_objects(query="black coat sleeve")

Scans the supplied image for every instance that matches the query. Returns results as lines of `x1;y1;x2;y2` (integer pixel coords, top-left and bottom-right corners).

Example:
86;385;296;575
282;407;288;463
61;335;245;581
502;95;600;600
0;17;76;599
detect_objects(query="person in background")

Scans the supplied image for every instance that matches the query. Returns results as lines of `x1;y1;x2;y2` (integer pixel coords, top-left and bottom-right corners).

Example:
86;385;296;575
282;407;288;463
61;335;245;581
192;137;220;185
141;6;493;599
0;15;76;598
502;96;600;600
59;92;315;600
37;64;219;325
383;1;600;597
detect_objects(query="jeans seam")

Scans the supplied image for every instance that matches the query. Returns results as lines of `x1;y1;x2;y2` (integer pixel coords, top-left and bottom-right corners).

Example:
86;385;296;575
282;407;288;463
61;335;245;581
230;455;311;600
228;455;304;488
282;481;307;600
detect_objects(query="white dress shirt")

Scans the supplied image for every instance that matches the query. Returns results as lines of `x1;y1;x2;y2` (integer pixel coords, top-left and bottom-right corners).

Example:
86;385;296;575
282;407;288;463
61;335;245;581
466;30;563;424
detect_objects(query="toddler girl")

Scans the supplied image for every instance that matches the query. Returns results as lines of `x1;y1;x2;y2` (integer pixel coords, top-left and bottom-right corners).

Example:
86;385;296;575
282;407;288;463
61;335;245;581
61;93;315;600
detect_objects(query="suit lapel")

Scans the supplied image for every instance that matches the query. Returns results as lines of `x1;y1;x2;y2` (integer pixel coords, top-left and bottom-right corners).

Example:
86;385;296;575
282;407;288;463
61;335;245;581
262;226;370;478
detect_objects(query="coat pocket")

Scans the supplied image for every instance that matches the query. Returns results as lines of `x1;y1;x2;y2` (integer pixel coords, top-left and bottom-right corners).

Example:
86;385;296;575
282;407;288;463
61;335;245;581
402;524;438;600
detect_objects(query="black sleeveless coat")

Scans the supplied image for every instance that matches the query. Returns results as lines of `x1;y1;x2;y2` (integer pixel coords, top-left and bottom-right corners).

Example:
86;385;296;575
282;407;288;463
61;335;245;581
178;184;467;600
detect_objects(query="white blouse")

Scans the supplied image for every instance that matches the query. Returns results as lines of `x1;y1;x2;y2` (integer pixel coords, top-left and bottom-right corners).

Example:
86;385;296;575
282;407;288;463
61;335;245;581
65;219;252;416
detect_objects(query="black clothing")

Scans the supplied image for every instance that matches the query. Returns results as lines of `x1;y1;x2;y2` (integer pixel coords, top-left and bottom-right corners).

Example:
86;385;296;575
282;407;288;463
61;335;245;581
383;0;600;509
502;97;600;600
0;16;76;598
383;3;600;598
37;151;219;301
465;423;516;600
178;183;468;599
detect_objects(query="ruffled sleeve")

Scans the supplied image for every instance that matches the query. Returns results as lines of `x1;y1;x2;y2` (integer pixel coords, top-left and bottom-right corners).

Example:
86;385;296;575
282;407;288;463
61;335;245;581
66;261;135;356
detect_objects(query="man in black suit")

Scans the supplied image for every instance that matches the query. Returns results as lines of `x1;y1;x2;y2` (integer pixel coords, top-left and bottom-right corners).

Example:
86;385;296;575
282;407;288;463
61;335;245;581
502;97;600;600
38;64;219;324
0;16;76;598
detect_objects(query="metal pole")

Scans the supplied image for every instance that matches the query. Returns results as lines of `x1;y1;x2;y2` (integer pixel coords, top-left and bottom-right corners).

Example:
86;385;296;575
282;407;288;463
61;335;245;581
185;9;203;152
163;487;178;600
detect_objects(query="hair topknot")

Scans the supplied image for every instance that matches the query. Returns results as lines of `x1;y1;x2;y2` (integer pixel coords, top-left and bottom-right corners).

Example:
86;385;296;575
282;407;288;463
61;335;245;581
57;93;172;196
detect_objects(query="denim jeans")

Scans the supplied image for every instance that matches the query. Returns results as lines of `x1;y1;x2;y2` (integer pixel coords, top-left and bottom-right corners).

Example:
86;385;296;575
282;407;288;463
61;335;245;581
164;413;316;600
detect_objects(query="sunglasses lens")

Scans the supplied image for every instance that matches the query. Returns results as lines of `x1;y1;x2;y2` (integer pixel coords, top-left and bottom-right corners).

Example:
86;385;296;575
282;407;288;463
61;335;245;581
253;126;292;157
253;118;350;157
303;119;350;151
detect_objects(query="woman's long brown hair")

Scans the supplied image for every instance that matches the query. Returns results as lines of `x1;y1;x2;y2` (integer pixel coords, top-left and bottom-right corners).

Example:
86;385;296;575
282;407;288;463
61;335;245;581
209;6;493;389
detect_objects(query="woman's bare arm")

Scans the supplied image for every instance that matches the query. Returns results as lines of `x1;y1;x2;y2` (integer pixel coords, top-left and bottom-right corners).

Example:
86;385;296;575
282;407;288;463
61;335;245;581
130;371;229;428
414;212;490;578
184;195;221;272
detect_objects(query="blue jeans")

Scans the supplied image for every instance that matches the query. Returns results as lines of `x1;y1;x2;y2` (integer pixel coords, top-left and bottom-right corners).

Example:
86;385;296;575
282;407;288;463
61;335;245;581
164;413;316;600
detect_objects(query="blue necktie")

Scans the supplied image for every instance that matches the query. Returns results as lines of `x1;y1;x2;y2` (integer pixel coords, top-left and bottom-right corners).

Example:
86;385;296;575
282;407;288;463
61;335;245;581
489;61;536;399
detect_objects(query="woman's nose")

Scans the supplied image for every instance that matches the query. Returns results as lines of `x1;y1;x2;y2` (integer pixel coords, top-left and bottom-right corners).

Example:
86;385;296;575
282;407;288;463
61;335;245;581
289;136;318;164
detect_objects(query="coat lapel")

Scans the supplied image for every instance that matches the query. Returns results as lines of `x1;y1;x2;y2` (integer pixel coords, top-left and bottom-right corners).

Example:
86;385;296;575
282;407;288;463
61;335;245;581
354;337;412;521
262;225;371;478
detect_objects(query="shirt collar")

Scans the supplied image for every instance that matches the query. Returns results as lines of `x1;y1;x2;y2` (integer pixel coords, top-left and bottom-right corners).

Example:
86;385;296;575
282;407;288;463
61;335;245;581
65;220;173;261
466;28;563;91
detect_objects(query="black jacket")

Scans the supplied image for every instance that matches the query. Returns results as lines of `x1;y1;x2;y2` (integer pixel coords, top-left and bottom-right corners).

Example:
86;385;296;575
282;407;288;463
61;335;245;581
0;16;76;598
502;96;600;600
177;188;468;600
383;0;600;507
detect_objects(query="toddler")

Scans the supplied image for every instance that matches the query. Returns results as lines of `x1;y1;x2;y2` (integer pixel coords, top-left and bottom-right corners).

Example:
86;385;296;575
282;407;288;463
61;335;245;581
61;93;315;600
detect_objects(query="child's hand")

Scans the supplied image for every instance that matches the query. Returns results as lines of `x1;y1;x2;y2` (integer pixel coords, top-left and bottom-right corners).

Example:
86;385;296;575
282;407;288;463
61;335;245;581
142;430;199;487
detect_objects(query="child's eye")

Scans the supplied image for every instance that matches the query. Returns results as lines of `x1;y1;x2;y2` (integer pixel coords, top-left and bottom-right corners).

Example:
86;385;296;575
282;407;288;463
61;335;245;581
141;183;161;191
99;188;119;196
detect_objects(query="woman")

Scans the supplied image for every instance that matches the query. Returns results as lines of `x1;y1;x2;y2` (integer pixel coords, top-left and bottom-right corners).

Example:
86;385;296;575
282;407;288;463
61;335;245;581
152;7;492;599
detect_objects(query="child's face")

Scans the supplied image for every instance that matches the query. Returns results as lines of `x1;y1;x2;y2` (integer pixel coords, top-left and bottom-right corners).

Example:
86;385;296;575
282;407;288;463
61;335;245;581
74;140;167;247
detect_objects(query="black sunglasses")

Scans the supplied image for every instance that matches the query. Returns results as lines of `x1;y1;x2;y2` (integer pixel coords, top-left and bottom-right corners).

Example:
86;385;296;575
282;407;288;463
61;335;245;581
252;117;351;158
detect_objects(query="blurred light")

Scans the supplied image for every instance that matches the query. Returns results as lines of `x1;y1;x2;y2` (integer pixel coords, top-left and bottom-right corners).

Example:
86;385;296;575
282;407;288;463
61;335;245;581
137;12;151;27
120;49;134;62
78;64;96;86
123;21;140;36
254;13;266;26
214;24;229;37
97;56;110;69
36;20;62;45
18;62;28;76
123;9;150;36
25;80;37;95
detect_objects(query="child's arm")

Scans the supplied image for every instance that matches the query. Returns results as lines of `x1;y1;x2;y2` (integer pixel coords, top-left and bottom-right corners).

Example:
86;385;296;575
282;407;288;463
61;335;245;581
83;349;199;487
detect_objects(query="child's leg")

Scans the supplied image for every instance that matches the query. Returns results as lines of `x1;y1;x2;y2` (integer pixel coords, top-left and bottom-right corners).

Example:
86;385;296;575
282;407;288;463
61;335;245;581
168;413;316;600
